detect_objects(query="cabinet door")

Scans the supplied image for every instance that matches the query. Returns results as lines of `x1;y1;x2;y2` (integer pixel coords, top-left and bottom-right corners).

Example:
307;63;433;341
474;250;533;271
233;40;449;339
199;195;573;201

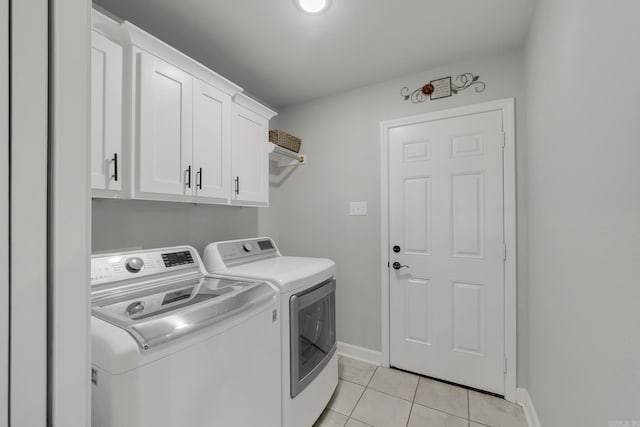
91;31;122;191
192;78;230;202
138;51;193;196
231;103;269;205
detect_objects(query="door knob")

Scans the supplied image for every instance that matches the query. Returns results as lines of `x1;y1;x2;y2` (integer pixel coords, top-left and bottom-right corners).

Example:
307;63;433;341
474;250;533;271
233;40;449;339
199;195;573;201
392;262;409;270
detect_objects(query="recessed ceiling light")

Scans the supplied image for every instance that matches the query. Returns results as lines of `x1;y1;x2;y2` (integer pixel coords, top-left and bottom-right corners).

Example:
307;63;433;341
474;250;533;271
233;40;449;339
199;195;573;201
296;0;331;14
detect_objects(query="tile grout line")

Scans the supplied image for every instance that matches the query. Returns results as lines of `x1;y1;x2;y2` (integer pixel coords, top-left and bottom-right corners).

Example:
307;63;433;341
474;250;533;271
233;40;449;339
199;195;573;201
339;362;480;427
412;379;473;421
467;390;470;427
340;358;518;427
342;363;469;424
345;369;421;403
348;380;417;403
405;375;421;427
344;365;378;425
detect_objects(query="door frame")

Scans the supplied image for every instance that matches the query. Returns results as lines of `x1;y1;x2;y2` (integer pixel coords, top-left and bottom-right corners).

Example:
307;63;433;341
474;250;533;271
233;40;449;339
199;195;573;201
0;0;8;425
50;0;91;425
379;98;517;402
10;0;49;424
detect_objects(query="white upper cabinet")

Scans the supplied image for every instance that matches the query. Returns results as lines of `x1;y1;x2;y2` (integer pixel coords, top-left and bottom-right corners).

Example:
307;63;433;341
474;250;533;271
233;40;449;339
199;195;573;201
231;94;276;206
91;9;276;206
192;78;231;202
91;30;123;195
135;52;233;203
137;52;193;197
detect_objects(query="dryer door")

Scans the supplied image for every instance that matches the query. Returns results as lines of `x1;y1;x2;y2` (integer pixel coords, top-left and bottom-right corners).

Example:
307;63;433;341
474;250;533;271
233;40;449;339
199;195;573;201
289;278;336;398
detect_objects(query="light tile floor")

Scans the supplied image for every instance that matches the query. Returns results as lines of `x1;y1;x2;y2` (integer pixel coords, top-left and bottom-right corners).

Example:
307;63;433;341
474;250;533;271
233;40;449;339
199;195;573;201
314;356;527;427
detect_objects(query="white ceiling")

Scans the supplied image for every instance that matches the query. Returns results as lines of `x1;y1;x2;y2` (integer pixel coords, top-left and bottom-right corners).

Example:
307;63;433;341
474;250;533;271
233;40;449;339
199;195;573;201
94;0;537;108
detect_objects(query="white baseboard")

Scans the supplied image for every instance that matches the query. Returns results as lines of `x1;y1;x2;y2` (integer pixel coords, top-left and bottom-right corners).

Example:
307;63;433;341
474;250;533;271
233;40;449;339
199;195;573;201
516;388;542;427
337;341;382;366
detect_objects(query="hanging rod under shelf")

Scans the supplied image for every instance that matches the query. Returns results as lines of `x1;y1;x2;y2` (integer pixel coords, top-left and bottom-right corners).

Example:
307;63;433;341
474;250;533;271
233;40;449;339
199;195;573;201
269;143;306;167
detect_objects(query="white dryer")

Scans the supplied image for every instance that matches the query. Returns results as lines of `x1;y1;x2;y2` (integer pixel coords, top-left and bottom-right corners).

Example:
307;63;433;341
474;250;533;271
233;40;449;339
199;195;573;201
90;246;281;427
203;237;338;427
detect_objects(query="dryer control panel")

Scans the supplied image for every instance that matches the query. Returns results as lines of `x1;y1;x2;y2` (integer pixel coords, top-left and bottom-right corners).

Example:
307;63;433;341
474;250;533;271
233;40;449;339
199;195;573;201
214;238;279;266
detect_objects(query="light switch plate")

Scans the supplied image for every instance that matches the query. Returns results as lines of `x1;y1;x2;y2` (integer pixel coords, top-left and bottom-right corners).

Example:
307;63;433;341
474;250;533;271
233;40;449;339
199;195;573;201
349;201;368;216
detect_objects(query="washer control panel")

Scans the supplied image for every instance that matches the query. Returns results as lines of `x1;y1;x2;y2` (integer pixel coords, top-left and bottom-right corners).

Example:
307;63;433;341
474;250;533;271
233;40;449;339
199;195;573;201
125;257;145;273
216;238;278;265
91;247;198;286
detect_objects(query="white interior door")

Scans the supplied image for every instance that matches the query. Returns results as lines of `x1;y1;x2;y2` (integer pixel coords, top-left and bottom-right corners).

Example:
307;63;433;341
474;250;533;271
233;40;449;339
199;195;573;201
91;31;122;191
138;51;193;196
388;109;506;394
193;78;230;201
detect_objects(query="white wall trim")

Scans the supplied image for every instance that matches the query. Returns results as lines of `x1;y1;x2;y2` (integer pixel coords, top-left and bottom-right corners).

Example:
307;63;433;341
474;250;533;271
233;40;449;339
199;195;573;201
337;342;382;366
379;113;391;369
517;388;542;427
379;98;518;402
502;98;518;403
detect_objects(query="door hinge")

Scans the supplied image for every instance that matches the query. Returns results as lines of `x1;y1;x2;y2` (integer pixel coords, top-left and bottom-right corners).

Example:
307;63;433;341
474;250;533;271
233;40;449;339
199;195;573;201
503;243;507;261
500;132;506;148
504;356;508;374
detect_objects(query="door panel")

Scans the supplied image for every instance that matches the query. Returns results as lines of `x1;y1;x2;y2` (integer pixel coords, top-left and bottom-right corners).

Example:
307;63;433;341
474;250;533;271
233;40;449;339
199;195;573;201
138;52;192;196
91;31;122;191
389;109;505;394
404;177;431;254
452;281;484;354
231;103;268;204
193;78;230;201
405;278;431;344
451;173;484;257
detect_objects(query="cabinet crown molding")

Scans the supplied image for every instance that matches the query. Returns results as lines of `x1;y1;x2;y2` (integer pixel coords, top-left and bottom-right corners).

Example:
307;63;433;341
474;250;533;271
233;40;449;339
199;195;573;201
122;22;243;97
98;18;240;98
234;93;278;120
92;9;128;44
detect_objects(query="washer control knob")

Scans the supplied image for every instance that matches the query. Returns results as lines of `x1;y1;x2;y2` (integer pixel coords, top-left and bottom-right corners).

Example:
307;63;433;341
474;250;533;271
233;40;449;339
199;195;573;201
242;243;253;252
125;257;144;273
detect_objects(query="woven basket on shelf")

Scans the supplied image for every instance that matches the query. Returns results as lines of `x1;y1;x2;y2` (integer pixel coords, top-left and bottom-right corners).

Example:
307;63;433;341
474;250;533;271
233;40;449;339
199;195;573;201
269;130;301;153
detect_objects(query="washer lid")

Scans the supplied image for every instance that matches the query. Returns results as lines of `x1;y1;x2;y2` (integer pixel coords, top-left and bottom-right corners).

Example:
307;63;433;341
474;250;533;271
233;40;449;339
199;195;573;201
210;256;336;292
92;276;275;351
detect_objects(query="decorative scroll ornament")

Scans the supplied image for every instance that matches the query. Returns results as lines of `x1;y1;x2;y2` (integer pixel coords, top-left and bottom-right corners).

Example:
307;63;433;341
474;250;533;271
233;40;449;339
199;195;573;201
401;73;486;104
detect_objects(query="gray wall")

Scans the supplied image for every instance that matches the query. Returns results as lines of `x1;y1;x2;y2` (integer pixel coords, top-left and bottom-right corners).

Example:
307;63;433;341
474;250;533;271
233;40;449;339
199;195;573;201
92;199;260;254
259;50;530;386
525;0;640;424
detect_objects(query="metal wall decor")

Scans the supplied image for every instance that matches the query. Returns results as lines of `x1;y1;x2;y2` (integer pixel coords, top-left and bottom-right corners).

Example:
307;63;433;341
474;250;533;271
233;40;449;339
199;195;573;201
401;73;486;104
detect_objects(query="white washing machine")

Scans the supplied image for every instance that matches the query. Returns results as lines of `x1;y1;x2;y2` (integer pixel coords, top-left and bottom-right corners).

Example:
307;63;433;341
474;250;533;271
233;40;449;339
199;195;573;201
203;237;338;427
90;246;281;427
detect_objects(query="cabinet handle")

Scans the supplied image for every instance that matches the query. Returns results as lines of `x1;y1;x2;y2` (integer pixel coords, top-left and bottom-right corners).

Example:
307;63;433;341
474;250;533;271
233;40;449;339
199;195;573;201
196;168;202;190
235;176;240;195
185;165;192;189
111;153;118;182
